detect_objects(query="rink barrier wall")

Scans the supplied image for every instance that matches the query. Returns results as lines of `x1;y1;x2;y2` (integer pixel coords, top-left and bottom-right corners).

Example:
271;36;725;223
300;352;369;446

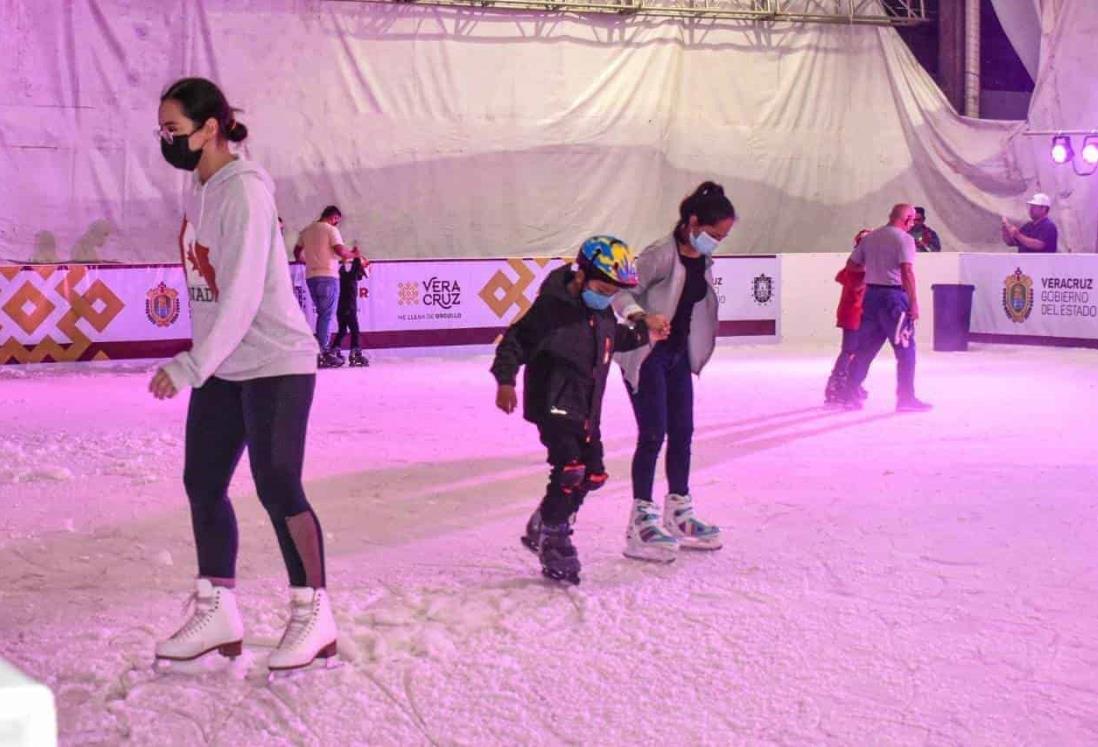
4;253;1092;364
779;252;1098;349
0;256;780;364
779;252;962;345
959;253;1098;346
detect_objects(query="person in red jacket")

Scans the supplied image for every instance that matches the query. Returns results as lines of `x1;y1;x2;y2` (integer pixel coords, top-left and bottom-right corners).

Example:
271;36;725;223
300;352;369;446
824;229;871;405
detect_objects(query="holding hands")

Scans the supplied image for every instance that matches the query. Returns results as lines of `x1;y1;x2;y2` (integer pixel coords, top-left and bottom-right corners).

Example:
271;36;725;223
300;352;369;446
643;313;671;342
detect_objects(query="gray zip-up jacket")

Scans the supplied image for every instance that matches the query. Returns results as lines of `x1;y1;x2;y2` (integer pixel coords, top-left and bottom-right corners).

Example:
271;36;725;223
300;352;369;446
612;233;719;391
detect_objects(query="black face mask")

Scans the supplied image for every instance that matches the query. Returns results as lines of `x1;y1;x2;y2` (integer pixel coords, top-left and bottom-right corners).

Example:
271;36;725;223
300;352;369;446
160;131;202;172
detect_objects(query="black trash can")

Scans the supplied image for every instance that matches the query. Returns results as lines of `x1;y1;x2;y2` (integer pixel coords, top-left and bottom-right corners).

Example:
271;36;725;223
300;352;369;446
930;284;976;352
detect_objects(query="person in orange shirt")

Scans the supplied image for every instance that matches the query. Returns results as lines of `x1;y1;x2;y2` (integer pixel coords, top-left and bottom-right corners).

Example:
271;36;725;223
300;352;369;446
824;229;870;405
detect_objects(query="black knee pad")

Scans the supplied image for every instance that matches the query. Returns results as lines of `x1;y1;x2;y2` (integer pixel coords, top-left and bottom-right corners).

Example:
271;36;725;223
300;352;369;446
559;461;586;494
582;471;608;492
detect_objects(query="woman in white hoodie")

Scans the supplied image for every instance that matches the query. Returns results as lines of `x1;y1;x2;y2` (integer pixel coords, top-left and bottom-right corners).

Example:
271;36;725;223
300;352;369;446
613;182;736;563
149;77;337;673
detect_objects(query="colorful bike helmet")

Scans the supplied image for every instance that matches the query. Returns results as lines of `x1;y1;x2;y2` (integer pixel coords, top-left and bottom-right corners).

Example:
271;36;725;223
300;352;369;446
575;235;638;288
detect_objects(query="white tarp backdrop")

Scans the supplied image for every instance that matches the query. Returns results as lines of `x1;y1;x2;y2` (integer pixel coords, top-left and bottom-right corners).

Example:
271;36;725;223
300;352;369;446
1024;0;1098;255
989;0;1041;81
0;1;1093;264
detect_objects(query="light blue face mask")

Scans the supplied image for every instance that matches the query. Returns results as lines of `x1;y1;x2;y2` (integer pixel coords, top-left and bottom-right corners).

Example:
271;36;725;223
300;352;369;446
581;288;614;310
689;229;721;256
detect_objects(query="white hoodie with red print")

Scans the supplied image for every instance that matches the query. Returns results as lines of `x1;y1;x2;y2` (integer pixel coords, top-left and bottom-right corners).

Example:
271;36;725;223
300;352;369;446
163;159;318;391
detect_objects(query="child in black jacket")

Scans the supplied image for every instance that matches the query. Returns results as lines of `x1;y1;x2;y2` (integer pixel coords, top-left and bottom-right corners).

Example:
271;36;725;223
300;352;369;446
333;254;368;367
491;236;669;584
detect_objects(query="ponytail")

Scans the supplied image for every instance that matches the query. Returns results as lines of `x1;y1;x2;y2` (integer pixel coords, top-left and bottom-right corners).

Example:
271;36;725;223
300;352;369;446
673;181;736;243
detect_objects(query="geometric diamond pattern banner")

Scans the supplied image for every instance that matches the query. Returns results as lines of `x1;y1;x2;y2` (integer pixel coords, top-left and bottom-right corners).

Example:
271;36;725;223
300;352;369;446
288;257;570;351
294;254;779;351
2;255;781;364
0;264;191;364
478;257;559;323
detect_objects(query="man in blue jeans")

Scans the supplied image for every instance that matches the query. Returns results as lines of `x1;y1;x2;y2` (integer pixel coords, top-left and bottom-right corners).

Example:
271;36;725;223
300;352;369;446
294;206;360;368
842;203;932;413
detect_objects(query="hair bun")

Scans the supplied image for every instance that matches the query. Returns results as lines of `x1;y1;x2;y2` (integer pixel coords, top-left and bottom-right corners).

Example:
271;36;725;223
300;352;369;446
696;181;723;198
226;119;248;143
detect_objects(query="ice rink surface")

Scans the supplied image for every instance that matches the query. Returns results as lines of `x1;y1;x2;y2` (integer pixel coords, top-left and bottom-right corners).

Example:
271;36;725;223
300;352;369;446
1;343;1095;745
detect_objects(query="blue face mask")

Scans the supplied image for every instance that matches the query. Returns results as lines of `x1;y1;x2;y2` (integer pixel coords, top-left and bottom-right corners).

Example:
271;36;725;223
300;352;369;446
581;288;614;310
689;229;721;256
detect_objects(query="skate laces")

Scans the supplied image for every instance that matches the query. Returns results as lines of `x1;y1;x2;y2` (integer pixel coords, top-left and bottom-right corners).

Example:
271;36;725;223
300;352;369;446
279;599;315;648
173;592;215;640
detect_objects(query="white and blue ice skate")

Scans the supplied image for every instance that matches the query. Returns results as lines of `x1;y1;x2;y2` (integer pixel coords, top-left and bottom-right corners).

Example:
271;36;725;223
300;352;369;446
663;493;722;551
623;500;679;563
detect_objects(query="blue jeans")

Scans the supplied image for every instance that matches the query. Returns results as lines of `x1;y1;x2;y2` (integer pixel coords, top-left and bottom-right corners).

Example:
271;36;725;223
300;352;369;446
848;286;916;400
625;343;694;503
306;276;338;353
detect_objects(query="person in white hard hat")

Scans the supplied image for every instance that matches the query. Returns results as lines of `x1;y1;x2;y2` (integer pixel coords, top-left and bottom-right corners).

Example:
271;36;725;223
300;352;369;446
1001;193;1058;253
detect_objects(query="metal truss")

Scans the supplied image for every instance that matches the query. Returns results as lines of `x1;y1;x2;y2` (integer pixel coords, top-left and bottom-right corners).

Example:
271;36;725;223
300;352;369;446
345;0;929;25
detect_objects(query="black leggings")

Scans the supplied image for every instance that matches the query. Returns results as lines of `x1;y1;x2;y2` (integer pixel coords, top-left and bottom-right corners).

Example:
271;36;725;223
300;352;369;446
183;374;326;588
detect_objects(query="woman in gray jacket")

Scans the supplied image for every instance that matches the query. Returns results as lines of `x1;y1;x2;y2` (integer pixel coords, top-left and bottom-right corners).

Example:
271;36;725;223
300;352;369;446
149;78;337;674
613;182;736;563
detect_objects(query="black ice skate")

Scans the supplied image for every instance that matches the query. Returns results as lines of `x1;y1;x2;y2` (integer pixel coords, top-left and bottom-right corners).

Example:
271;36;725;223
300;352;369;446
538;520;581;585
348;349;369;367
317;351;344;369
520;509;541;553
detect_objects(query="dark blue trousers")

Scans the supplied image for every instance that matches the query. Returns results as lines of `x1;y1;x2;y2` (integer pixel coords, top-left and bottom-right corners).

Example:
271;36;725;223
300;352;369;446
848;286;916;401
625;344;694;503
